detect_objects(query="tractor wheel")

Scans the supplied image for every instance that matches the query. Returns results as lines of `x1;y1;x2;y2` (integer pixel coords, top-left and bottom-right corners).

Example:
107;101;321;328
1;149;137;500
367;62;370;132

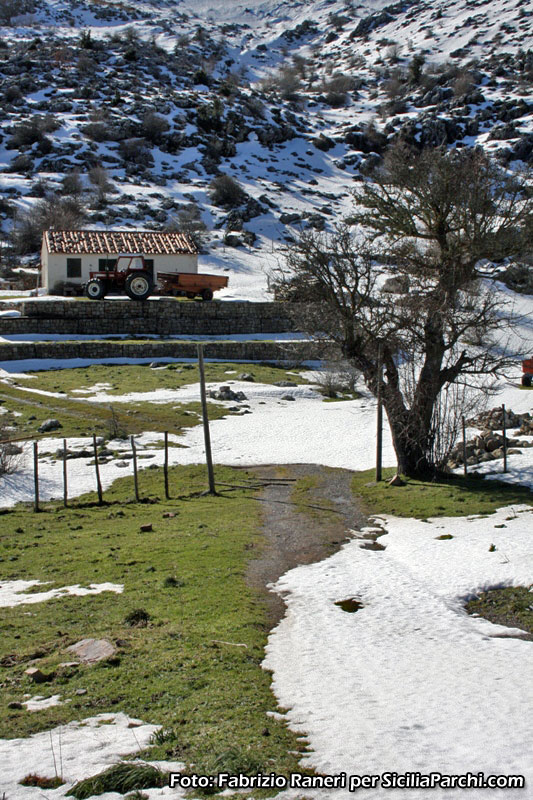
201;288;214;302
522;373;532;387
125;271;153;301
85;279;106;300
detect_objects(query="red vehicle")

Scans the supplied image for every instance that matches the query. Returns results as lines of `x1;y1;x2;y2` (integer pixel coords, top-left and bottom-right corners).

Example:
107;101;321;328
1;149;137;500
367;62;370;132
522;358;533;387
83;255;228;301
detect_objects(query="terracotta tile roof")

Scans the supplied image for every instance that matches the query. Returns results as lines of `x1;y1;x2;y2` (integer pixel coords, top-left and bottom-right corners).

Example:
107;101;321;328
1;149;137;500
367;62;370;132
43;229;198;256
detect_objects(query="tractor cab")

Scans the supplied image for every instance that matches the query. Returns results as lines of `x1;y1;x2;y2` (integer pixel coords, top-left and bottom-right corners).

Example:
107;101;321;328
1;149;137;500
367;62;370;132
84;253;154;301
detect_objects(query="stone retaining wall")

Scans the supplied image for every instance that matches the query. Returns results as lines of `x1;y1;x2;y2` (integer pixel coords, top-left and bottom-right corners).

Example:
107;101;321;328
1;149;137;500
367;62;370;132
0;339;334;364
0;299;311;336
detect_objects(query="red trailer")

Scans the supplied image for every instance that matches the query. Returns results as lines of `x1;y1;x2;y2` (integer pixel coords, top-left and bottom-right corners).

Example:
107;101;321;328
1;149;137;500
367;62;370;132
156;270;228;302
522;358;533;387
83;255;227;301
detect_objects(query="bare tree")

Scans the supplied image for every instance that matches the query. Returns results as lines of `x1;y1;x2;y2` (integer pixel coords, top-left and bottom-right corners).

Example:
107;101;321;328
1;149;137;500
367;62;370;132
12;195;85;254
279;146;532;477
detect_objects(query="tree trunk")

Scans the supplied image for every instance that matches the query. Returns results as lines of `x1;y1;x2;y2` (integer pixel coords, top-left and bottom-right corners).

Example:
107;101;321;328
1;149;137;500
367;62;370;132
385;404;437;479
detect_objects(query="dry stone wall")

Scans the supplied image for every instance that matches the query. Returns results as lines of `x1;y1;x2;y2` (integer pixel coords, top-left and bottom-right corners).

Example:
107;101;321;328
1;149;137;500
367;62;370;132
0;339;333;364
0;299;311;336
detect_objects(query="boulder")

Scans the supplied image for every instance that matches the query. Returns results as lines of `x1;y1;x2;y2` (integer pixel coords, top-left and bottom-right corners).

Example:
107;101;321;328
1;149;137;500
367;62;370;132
382;275;410;294
66;638;116;664
38;419;62;433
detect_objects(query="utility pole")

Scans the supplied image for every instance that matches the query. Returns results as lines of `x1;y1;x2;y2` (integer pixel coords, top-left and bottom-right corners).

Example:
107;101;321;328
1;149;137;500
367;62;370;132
197;344;216;494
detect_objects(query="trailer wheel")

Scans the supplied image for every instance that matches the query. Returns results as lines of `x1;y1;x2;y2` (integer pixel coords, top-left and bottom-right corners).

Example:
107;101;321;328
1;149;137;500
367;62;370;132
522;374;532;387
85;279;106;300
125;271;153;301
186;292;196;299
201;288;213;302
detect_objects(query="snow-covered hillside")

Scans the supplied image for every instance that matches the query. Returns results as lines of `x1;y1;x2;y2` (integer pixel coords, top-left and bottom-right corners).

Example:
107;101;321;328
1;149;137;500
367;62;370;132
0;0;532;298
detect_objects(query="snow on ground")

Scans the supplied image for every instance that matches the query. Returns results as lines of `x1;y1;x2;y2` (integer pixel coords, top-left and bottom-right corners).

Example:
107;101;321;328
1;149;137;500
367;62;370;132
264;506;533;800
0;713;185;800
0;580;123;608
23;695;63;712
0;382;397;508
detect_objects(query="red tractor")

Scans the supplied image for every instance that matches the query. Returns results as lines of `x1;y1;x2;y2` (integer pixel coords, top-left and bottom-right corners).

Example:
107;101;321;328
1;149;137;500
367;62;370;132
84;255;154;301
522;358;533;387
83;254;228;301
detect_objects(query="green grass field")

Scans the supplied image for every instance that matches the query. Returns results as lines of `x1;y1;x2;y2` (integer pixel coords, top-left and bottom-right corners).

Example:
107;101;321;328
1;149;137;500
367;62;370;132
352;467;533;518
0;464;310;789
0;362;308;442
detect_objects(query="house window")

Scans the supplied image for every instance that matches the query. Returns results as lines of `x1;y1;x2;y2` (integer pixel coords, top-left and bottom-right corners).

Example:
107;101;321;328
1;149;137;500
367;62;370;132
99;258;117;271
66;258;82;278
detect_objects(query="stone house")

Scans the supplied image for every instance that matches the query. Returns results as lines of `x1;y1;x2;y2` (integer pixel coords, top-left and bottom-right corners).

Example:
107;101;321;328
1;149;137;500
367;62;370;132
41;229;198;294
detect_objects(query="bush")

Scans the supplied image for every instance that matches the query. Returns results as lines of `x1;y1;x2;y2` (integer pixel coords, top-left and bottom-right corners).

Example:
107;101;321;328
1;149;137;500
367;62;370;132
0;0;35;24
0;425;23;476
209;174;247;208
61;171;83;196
119;138;153;166
166;203;208;251
67;763;166;799
141;111;169;143
82;121;110;142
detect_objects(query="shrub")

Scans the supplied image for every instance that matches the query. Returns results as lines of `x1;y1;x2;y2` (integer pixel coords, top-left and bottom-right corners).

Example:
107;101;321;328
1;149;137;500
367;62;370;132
67;763;166;799
209;173;247;208
119;138;152;166
82;121;110;142
166;203;208;251
0;0;35;24
196;98;224;133
0;423;23;476
141;111;169;143
61;171;83;196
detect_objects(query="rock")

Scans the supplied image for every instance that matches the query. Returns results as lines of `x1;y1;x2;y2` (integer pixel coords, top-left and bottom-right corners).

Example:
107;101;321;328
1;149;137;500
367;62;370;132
274;381;297;387
388;474;405;487
75;688;87;695
8;701;24;709
237;373;255;382
66;638;116;664
280;212;302;224
500;263;533;294
209;386;247;402
382;275;410;294
116;461;129;468
140;523;153;532
38;419;62;433
24;667;55;683
281;394;295;401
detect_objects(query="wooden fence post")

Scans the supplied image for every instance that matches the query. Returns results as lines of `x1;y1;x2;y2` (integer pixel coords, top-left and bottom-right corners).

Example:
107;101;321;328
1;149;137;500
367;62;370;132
131;435;139;501
376;343;383;482
502;403;508;473
33;441;39;512
92;434;103;505
197;344;216;494
62;438;68;507
164;431;170;500
462;416;468;477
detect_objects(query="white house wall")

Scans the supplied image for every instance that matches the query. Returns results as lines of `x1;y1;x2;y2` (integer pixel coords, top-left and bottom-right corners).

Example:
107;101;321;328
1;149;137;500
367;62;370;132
44;253;198;293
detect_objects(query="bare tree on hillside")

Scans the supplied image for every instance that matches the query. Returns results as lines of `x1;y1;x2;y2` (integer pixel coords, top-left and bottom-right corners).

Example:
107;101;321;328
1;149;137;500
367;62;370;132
275;146;532;477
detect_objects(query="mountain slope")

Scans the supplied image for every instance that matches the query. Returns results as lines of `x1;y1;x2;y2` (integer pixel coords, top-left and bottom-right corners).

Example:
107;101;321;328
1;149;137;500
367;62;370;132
0;0;531;298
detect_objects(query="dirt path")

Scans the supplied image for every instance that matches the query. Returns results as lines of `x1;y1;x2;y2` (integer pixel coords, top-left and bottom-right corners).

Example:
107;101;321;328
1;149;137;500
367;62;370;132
246;464;368;624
